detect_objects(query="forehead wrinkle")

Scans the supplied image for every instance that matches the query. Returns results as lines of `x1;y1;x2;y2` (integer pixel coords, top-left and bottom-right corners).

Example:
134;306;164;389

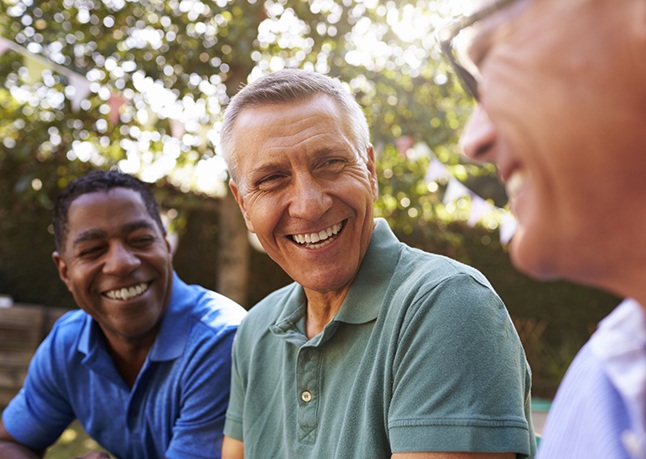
241;102;344;140
262;129;339;154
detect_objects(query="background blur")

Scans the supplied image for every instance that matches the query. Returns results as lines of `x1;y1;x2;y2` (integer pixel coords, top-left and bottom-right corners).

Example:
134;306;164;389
0;0;618;409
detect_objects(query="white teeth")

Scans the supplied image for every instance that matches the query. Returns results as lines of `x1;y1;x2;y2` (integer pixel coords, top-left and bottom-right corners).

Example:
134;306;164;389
292;223;342;246
505;171;525;199
105;282;149;301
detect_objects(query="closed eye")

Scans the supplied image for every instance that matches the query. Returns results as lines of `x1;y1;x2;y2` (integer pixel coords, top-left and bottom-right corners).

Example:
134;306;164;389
78;245;105;258
256;173;289;191
130;236;155;247
318;158;347;174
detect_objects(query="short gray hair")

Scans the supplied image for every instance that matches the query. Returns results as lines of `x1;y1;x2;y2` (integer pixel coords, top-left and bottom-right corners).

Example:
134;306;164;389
219;69;371;181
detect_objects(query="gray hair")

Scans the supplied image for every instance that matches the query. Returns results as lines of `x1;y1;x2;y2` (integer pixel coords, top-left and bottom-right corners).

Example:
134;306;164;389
219;69;371;181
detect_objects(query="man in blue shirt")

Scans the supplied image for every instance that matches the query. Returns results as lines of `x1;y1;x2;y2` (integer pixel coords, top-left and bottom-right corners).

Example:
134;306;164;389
0;170;246;458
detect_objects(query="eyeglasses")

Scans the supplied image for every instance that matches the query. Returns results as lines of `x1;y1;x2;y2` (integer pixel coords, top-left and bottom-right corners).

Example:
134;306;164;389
437;0;520;100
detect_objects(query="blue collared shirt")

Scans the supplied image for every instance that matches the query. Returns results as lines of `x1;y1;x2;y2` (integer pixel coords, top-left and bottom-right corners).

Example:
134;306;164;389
538;299;646;459
2;273;246;459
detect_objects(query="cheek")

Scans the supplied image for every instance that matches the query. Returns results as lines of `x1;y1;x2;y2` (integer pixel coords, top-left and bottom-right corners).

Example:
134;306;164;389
64;264;89;288
244;196;283;236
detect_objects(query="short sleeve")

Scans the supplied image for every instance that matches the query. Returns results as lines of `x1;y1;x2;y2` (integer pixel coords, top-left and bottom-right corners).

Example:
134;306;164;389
388;274;534;457
165;326;237;459
223;329;245;442
2;326;75;450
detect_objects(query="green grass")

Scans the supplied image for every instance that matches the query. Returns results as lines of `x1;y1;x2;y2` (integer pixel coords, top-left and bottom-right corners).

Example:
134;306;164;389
44;421;111;459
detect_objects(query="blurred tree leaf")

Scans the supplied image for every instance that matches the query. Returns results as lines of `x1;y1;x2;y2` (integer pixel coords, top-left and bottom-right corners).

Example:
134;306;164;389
1;0;502;304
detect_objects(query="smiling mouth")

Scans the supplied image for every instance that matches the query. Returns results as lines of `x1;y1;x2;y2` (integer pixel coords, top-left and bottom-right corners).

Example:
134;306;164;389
103;282;150;301
290;222;344;249
505;170;525;201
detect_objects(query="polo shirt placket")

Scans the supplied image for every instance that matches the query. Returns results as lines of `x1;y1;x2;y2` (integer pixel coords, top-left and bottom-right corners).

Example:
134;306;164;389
296;345;321;443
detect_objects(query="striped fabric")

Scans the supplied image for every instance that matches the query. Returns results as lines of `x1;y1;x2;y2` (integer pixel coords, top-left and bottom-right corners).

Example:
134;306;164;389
537;299;646;459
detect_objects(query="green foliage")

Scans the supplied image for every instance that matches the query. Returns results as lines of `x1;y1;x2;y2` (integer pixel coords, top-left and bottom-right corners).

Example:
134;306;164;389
44;421;110;459
1;0;485;303
0;0;621;398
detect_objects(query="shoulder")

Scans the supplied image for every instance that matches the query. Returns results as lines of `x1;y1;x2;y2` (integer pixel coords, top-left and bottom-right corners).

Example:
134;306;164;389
538;343;632;458
52;308;86;327
379;245;519;367
546;343;624;413
176;280;247;333
45;309;87;348
19;310;87;390
397;243;495;291
388;244;503;319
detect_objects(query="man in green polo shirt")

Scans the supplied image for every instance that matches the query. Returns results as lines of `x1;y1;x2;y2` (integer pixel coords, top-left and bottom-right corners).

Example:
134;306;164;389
218;69;536;459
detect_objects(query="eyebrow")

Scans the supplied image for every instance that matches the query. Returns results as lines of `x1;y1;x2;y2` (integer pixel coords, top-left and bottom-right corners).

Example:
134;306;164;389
250;163;284;176
71;220;158;248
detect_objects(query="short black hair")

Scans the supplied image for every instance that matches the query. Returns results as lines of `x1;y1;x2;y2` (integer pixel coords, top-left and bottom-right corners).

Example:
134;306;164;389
53;170;165;252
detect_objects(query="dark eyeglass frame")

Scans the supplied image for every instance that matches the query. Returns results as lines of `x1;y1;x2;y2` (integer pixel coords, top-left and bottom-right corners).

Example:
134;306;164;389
437;0;518;100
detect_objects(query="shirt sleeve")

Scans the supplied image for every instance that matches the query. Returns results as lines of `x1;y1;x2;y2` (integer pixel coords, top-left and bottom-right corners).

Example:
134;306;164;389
388;273;535;458
222;328;245;442
165;325;238;459
2;325;75;450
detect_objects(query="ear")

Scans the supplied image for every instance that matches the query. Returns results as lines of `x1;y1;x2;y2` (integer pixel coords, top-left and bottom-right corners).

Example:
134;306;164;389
365;144;379;201
229;180;255;233
52;251;73;292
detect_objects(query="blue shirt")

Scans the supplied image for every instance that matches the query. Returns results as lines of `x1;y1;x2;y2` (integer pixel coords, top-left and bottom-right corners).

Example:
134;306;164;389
538;299;646;459
2;273;246;459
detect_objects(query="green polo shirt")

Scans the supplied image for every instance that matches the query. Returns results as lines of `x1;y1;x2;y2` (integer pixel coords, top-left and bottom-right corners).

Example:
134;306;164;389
225;219;535;458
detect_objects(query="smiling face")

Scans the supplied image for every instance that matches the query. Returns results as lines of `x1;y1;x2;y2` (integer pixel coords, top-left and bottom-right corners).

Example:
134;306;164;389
229;94;378;297
459;0;646;288
53;188;173;348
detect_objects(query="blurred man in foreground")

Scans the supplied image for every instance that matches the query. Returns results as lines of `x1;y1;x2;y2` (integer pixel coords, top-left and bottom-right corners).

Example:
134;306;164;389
0;170;246;458
439;0;646;457
219;69;535;459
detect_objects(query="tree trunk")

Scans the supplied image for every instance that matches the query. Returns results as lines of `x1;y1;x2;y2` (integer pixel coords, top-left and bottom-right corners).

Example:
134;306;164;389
216;2;267;309
217;191;250;308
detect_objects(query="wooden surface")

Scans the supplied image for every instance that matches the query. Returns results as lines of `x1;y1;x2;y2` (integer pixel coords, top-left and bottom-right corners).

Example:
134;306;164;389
0;304;69;407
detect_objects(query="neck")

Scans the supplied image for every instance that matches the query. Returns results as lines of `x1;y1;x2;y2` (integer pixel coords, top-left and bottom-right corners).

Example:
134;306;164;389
304;287;349;339
569;242;646;311
111;347;148;387
102;330;156;387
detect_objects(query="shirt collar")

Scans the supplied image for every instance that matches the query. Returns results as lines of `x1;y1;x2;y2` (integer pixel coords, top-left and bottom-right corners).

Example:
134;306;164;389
148;272;192;361
270;218;401;345
590;298;646;458
334;218;401;324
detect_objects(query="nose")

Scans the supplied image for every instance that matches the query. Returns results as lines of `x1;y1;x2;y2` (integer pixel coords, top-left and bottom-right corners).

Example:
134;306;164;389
460;105;497;163
288;174;333;220
103;241;140;275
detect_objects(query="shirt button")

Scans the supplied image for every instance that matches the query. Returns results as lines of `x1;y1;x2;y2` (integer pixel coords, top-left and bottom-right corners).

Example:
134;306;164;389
301;390;312;403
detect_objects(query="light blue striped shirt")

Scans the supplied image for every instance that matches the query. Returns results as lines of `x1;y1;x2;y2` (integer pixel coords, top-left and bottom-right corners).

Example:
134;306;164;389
537;299;646;459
